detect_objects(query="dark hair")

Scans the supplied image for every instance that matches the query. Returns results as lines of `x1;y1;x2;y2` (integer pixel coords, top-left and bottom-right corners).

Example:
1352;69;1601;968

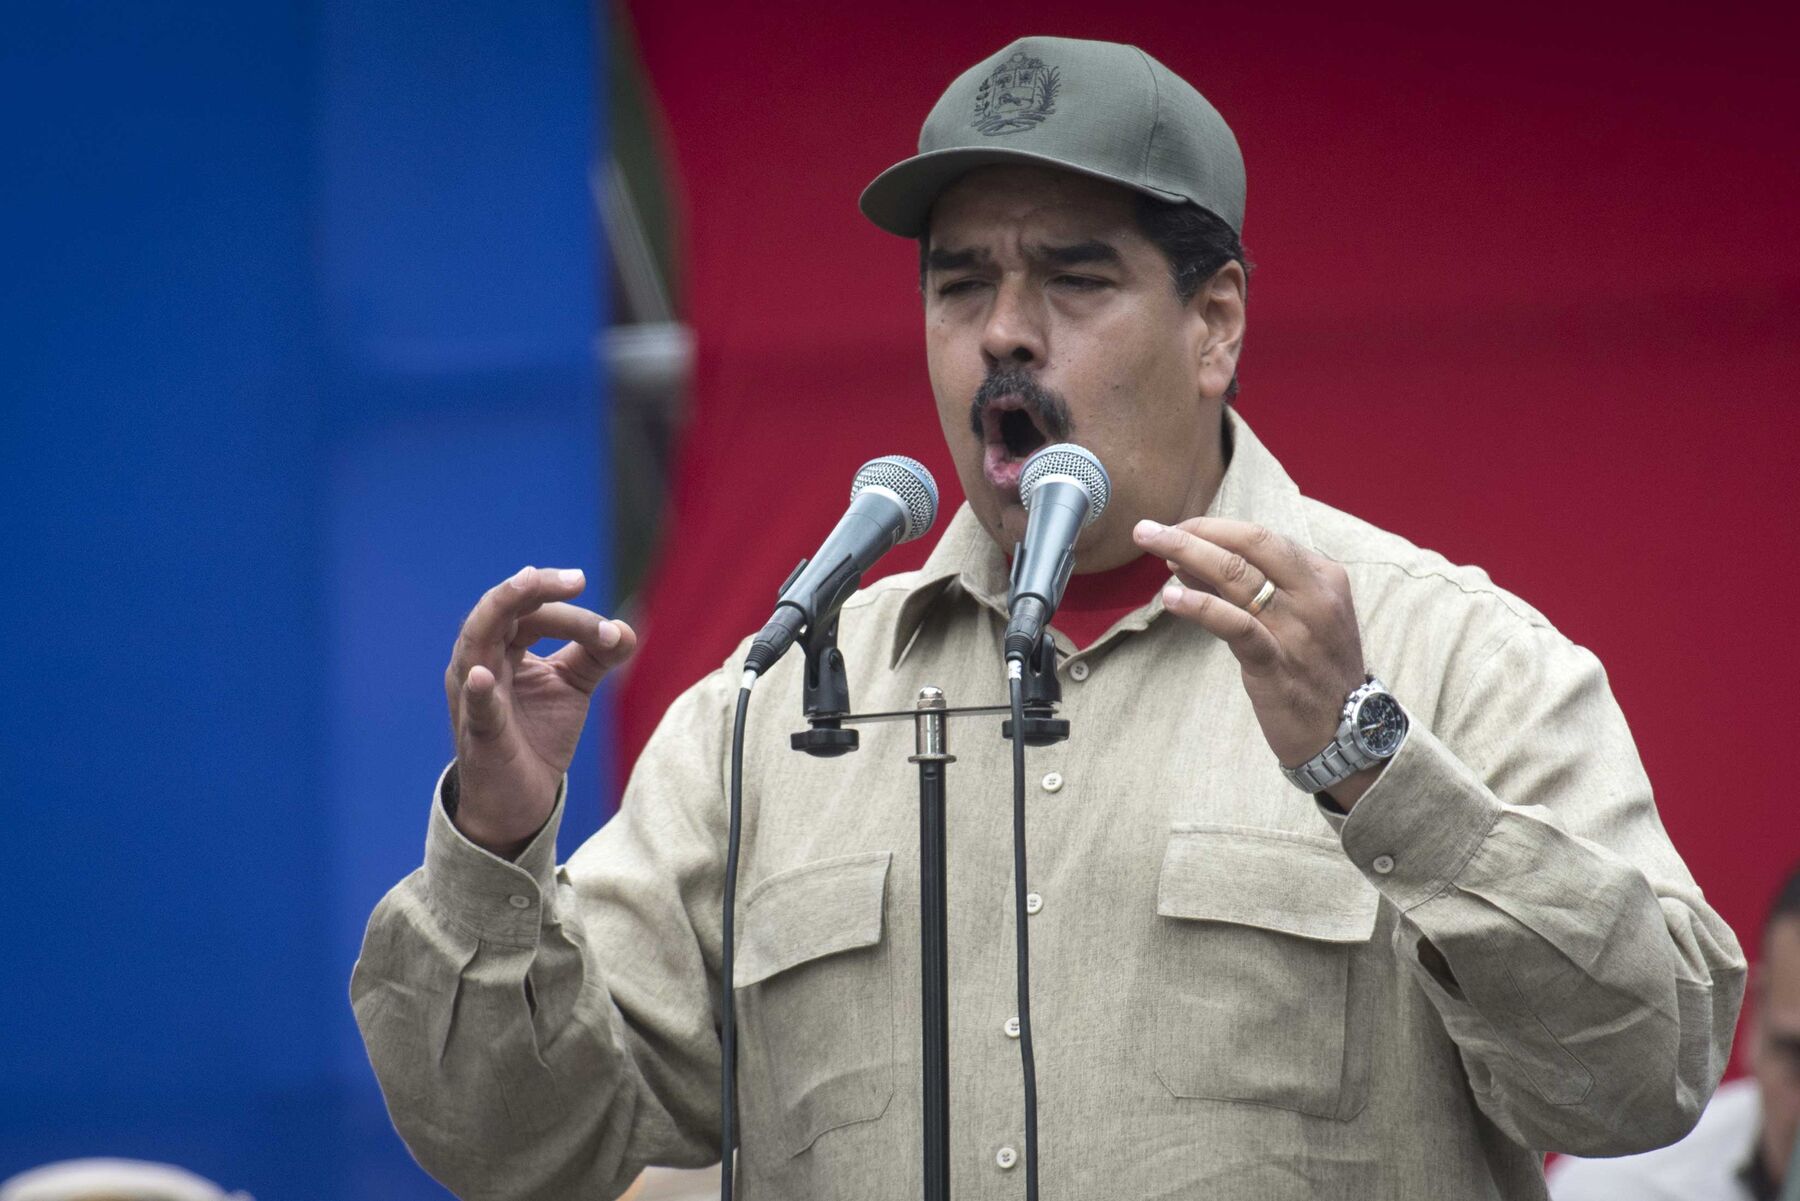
1132;195;1251;399
1768;862;1800;940
918;192;1253;399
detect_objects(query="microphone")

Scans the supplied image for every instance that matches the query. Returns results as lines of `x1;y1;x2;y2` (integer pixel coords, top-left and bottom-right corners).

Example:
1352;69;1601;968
744;455;939;677
1004;444;1111;663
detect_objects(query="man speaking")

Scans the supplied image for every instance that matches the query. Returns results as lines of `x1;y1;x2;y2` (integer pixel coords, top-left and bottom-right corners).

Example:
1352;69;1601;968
352;36;1746;1199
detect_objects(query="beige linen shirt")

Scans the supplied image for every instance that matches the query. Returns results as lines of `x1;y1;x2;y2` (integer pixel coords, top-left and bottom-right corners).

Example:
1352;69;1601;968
353;408;1746;1201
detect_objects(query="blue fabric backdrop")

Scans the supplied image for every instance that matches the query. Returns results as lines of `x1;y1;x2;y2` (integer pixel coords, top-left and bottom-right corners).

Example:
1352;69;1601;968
0;3;607;1196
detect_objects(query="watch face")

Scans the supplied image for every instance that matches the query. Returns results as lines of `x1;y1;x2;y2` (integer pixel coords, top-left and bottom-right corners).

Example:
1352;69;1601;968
1352;693;1408;757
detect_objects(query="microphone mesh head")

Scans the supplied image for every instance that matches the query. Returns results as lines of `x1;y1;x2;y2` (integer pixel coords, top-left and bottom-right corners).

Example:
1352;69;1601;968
851;455;939;542
1020;444;1111;526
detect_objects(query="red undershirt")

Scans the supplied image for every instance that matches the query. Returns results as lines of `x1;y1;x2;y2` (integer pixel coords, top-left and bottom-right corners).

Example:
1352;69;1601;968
1044;551;1175;651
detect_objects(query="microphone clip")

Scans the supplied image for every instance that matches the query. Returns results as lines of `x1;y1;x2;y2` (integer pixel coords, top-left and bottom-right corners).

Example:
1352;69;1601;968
789;613;860;758
999;633;1069;747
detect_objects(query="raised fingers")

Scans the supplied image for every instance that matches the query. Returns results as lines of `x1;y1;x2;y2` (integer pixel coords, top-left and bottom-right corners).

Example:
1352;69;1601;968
1132;518;1267;609
449;565;590;686
1158;580;1281;669
458;662;509;739
509;600;638;692
1176;518;1317;591
546;614;638;692
509;600;608;647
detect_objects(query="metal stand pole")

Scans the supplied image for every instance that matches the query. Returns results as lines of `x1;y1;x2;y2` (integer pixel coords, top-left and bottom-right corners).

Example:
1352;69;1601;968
910;687;954;1201
793;677;1055;1201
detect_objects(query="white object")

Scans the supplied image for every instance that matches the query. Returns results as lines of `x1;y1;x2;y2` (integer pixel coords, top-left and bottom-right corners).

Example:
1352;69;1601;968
0;1158;251;1201
628;1165;722;1200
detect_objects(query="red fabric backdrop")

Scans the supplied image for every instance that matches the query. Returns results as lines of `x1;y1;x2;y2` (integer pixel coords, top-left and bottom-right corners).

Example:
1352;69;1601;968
617;0;1799;1017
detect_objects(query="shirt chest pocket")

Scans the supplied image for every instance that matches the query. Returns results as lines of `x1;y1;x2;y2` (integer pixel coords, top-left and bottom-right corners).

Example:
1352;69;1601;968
733;850;896;1159
1151;824;1382;1121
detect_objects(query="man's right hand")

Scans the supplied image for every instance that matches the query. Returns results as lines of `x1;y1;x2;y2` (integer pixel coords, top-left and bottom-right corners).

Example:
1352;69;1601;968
444;565;638;858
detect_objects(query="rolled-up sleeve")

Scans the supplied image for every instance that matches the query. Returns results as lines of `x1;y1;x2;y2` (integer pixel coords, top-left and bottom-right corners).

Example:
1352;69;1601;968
350;667;735;1201
1337;624;1746;1156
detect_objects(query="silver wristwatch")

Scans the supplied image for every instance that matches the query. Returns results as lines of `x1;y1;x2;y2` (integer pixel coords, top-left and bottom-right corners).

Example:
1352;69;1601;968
1281;674;1410;793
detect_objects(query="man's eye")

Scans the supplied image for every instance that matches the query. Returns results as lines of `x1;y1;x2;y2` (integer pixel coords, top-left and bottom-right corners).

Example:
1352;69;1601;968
1053;275;1106;291
936;279;983;297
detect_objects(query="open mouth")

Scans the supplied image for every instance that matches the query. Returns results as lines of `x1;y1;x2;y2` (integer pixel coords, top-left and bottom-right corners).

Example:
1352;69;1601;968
980;396;1051;494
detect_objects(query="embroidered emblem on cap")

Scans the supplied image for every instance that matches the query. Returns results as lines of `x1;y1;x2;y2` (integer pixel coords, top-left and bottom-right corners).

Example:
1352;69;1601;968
971;51;1059;136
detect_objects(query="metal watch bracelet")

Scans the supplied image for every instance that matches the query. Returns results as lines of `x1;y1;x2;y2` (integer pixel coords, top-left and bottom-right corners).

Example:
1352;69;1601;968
1280;675;1392;794
1282;735;1379;793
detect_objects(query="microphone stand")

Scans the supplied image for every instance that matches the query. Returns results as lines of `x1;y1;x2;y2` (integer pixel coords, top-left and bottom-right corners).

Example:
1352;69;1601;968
789;631;1068;1201
909;687;953;1201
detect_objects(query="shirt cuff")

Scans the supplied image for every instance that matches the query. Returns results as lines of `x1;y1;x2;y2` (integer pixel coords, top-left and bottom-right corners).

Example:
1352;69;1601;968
423;760;566;946
1334;722;1504;912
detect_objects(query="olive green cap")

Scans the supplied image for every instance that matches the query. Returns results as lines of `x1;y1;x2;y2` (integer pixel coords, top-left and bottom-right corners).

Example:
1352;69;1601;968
860;36;1245;238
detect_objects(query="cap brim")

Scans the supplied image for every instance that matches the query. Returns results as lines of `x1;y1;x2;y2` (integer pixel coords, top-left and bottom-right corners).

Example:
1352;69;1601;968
859;145;1189;238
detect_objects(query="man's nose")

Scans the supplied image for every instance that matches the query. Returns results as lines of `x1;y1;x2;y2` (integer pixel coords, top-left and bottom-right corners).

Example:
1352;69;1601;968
979;279;1046;368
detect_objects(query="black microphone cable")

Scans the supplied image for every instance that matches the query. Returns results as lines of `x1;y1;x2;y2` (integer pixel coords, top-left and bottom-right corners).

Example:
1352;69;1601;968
716;455;938;1197
1007;659;1042;1201
724;665;1042;1199
725;665;1041;1199
720;674;753;1201
998;442;1111;1198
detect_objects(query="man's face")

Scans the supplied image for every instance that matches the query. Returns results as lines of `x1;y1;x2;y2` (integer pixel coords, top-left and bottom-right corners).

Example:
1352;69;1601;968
922;164;1242;570
1754;918;1800;1178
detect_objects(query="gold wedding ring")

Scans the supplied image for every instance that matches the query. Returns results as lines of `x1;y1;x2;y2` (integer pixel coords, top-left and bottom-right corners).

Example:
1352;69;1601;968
1246;578;1277;617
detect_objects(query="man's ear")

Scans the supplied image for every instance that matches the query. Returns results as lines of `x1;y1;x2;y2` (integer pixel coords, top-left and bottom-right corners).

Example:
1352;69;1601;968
1192;261;1246;401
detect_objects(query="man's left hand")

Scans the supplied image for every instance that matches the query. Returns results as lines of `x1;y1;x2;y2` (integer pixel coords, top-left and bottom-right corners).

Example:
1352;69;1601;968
1132;516;1382;810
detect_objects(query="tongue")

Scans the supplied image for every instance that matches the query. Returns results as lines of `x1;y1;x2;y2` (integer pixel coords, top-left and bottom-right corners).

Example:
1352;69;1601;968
983;443;1026;493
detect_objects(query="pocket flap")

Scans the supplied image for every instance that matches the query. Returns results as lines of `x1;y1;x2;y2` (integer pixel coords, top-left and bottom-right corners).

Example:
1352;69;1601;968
735;850;891;988
1157;824;1379;943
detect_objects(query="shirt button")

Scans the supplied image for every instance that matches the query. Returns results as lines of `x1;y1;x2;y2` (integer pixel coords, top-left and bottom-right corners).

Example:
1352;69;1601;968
1004;1016;1020;1039
1372;854;1396;875
507;894;532;909
1067;660;1090;682
1025;892;1044;915
996;1146;1019;1170
1041;771;1064;793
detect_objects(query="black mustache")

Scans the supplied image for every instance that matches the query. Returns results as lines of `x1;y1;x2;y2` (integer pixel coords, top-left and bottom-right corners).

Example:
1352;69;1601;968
967;369;1073;443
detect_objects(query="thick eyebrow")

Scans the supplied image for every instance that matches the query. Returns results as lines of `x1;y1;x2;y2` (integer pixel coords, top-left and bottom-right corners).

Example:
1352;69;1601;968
1034;240;1123;269
925;246;990;274
924;240;1123;274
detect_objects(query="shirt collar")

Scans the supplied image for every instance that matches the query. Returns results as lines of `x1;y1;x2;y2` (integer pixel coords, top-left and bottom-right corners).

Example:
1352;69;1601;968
888;406;1316;668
